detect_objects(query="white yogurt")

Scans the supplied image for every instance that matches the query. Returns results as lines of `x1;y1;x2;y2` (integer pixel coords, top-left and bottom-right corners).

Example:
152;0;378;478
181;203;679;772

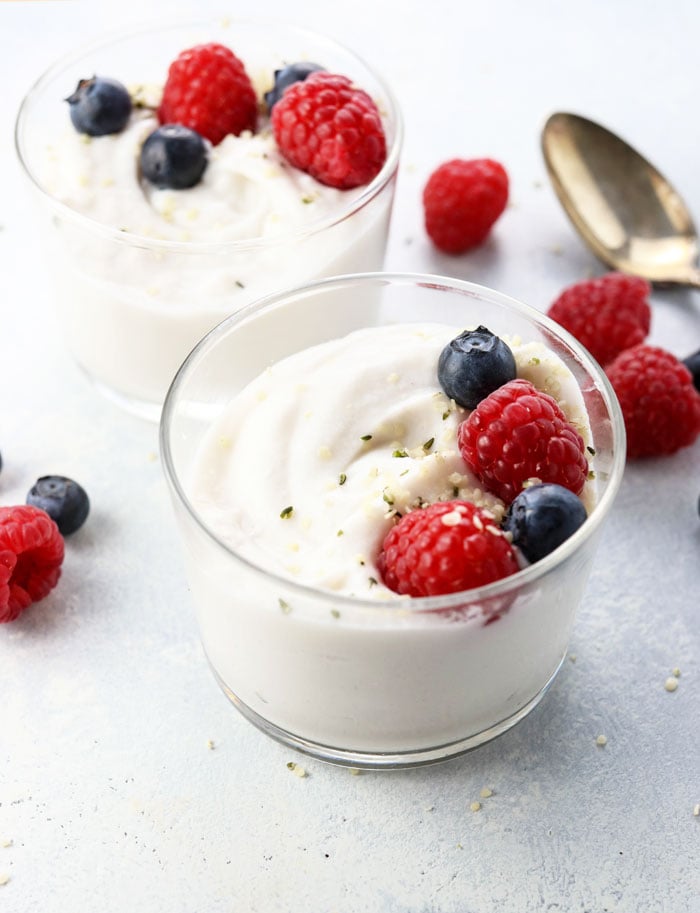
39;111;361;245
180;322;599;756
191;323;595;596
32;92;396;412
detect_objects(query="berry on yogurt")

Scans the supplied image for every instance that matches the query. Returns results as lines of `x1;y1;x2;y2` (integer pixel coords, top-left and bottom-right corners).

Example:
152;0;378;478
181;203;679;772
502;483;588;563
264;61;325;112
158;43;257;145
457;378;589;504
26;475;90;536
66;76;132;136
272;72;387;189
140;124;209;189
378;500;519;597
437;326;516;409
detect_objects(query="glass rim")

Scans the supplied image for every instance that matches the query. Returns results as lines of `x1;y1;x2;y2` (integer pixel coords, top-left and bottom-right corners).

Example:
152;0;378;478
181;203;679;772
159;271;627;614
13;15;403;254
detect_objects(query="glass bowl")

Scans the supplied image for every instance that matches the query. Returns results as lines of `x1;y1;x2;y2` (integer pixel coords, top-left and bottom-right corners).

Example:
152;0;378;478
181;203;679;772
160;272;626;768
15;18;402;420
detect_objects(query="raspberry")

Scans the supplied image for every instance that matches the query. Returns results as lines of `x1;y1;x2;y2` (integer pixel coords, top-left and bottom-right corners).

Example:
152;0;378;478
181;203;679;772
0;505;64;623
457;379;589;504
547;272;651;367
271;72;387;189
423;158;509;254
158;43;257;145
377;500;518;598
606;344;700;458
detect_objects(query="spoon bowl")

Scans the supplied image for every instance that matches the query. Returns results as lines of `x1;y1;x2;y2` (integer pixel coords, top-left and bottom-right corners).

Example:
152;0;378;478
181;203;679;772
541;112;700;288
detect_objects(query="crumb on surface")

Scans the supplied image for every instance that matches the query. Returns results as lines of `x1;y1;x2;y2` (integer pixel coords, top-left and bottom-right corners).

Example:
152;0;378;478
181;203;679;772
207;739;215;750
664;677;679;692
568;653;577;662
0;840;11;849
0;874;9;886
349;767;361;776
479;787;493;799
287;761;307;778
470;801;482;812
672;667;681;678
693;803;700;817
596;734;608;747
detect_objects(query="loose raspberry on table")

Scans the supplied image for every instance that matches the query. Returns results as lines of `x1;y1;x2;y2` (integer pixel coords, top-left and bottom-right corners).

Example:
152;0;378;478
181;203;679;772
423;158;509;254
158;43;257;145
271;72;387;189
547;272;651;367
0;505;64;623
457;378;589;504
606;344;700;458
377;500;519;598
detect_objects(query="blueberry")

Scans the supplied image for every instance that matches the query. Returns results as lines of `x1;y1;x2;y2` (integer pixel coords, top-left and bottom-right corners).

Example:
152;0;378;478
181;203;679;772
264;61;325;112
682;347;700;392
502;483;587;564
27;476;90;536
437;326;516;409
140;125;208;190
66;76;132;136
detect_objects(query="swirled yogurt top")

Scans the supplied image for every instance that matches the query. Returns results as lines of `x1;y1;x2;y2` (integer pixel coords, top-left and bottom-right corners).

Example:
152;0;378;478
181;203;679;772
37;108;351;243
190;322;596;599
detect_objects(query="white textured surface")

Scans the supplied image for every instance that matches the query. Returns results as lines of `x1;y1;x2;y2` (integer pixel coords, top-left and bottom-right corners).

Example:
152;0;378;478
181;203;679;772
2;1;699;911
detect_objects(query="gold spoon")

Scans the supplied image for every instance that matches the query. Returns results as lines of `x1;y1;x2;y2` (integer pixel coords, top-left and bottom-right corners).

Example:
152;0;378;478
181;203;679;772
541;111;700;289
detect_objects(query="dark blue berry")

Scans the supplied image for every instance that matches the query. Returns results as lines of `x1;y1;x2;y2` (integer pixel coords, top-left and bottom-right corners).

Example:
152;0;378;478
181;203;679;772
682;348;700;392
502;483;587;564
437;326;516;409
140;125;208;190
27;476;90;536
66;76;132;136
264;61;325;112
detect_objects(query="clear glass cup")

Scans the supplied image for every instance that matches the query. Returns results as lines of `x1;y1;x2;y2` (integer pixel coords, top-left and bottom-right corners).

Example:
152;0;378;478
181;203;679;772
15;18;402;420
160;273;626;769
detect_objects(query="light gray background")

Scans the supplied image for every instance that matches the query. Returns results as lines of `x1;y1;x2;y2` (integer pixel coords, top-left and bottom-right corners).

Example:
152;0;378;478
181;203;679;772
1;1;698;911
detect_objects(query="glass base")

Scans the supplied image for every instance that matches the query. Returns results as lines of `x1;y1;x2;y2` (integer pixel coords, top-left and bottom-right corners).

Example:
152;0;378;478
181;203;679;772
209;655;566;770
79;365;162;423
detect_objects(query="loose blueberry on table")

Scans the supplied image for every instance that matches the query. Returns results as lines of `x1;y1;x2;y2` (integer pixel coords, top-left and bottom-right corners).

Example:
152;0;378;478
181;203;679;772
26;475;90;536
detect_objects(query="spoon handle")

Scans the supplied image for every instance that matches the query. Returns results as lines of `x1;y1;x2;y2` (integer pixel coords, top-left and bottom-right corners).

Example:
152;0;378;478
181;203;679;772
674;267;700;289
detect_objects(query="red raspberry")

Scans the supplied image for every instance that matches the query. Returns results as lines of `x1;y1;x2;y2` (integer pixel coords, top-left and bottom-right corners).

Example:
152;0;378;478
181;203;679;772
606;344;700;458
271;72;387;189
422;158;509;254
158;43;257;145
547;272;651;367
458;379;589;504
0;505;64;623
377;500;518;598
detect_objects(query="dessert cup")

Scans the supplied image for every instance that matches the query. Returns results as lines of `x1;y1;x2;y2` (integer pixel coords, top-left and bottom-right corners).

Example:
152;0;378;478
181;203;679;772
15;18;402;420
160;273;626;769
